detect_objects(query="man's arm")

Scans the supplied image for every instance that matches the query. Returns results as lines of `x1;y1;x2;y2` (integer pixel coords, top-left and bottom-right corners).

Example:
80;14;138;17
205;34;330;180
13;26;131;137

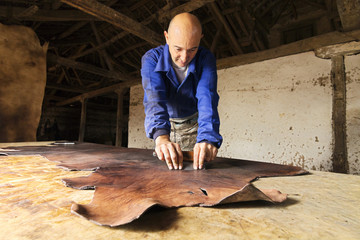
141;50;183;170
193;49;222;169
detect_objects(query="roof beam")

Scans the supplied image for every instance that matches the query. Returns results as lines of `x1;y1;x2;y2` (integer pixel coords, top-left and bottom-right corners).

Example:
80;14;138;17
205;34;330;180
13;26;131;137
47;53;125;80
0;6;99;21
217;29;360;69
61;0;163;46
208;2;243;54
337;0;360;31
56;78;140;106
157;0;215;23
70;0;211;59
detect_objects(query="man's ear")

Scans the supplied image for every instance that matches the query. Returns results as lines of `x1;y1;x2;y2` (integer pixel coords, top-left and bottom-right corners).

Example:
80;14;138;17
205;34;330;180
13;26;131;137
164;31;169;44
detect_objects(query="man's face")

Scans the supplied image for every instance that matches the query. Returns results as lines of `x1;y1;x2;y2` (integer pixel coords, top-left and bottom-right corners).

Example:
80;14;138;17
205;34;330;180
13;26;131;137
164;29;202;68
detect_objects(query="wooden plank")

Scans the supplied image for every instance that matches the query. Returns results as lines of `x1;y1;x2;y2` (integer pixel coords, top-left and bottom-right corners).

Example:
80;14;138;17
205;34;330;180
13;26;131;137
217;29;360;69
78;98;88;142
90;21;114;71
315;41;360;58
331;55;348;173
61;0;163;46
157;0;215;23
0;6;99;21
115;90;124;147
46;83;87;93
56;78;139;107
72;0;212;59
208;2;243;54
47;53;124;80
337;0;360;31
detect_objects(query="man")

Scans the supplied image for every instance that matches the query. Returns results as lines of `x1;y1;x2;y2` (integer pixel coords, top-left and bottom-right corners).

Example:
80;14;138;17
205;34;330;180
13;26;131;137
141;12;222;170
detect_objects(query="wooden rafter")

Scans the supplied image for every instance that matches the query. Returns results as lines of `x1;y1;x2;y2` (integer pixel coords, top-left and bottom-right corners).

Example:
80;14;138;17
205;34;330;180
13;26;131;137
47;53;125;80
91;21;114;71
208;2;243;54
70;0;212;60
61;0;163;46
0;6;100;21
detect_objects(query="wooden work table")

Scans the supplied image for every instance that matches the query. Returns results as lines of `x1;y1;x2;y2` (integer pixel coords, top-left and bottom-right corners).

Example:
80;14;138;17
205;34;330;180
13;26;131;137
0;142;359;240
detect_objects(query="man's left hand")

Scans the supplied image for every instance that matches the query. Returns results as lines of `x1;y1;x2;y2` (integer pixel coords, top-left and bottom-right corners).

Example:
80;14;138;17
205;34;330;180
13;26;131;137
193;142;218;169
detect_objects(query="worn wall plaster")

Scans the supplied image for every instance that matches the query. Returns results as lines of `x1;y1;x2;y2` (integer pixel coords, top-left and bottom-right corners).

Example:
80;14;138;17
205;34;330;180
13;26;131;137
346;54;360;174
217;52;333;171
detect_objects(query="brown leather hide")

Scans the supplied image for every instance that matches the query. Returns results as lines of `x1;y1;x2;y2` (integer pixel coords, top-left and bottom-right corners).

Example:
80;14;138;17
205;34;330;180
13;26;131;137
0;23;47;142
3;143;307;227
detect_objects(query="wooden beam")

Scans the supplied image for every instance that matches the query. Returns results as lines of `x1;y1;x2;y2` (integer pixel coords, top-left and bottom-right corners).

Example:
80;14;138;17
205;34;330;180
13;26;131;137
115;89;125;147
47;53;125;80
157;0;215;23
210;24;223;53
78;98;88;142
61;0;163;46
216;29;360;69
57;21;88;39
46;83;87;93
90;21;114;71
315;41;360;58
56;0;118;40
71;0;210;59
208;2;243;54
0;6;100;21
337;0;360;31
56;78;140;107
330;55;348;173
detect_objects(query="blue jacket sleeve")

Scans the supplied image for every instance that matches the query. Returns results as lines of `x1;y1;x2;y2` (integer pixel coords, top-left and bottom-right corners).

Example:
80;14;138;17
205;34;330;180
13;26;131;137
141;50;170;139
195;51;223;148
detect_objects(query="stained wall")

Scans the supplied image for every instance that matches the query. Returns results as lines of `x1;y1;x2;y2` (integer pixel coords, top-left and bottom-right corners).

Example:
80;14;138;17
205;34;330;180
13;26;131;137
128;50;359;174
346;54;360;174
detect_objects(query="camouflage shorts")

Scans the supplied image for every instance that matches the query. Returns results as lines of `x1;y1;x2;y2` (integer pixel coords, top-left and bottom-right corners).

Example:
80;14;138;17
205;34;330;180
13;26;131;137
169;112;198;151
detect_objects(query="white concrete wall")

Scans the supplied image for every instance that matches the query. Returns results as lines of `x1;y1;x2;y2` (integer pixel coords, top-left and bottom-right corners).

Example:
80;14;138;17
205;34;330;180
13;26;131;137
217;52;333;171
128;51;359;174
128;85;154;149
346;54;360;174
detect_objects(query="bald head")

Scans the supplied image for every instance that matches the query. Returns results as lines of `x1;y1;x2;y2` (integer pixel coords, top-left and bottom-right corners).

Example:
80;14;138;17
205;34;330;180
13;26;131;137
167;12;202;36
164;13;203;67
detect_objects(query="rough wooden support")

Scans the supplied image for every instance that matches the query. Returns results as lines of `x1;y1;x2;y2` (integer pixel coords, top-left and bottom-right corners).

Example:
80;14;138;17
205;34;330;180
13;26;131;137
157;0;215;23
210;24;223;54
115;90;125;147
47;53;124;80
56;78;139;107
217;29;360;69
330;55;348;173
0;6;99;21
208;2;243;54
337;0;360;31
90;21;114;71
70;0;209;59
61;0;163;46
78;98;88;142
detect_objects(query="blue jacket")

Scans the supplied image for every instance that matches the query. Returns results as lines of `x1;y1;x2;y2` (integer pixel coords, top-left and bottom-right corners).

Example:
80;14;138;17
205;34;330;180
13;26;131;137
141;44;222;148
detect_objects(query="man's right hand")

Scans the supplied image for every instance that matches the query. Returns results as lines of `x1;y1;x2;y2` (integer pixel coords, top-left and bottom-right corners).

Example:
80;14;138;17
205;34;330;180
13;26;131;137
155;135;183;170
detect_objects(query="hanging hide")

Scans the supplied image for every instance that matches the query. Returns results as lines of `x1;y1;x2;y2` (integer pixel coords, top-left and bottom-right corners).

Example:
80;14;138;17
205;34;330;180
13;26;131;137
0;23;48;142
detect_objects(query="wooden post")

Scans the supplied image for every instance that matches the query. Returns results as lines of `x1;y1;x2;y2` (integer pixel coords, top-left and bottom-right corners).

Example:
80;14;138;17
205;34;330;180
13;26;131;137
115;90;124;147
78;97;88;142
331;55;348;173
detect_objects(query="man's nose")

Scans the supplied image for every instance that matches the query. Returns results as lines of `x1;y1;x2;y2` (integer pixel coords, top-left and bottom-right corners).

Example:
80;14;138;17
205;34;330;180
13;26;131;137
180;51;188;62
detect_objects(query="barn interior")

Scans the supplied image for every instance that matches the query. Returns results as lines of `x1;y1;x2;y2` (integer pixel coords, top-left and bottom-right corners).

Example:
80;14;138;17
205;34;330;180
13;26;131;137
0;0;359;239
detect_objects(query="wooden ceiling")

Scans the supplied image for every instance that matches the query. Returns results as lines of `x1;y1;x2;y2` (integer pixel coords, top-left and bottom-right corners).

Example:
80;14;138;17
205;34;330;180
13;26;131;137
0;0;342;108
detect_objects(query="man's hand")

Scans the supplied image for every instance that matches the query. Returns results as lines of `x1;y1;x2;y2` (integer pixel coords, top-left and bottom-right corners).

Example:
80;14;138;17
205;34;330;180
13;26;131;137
193;142;218;169
155;135;183;170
